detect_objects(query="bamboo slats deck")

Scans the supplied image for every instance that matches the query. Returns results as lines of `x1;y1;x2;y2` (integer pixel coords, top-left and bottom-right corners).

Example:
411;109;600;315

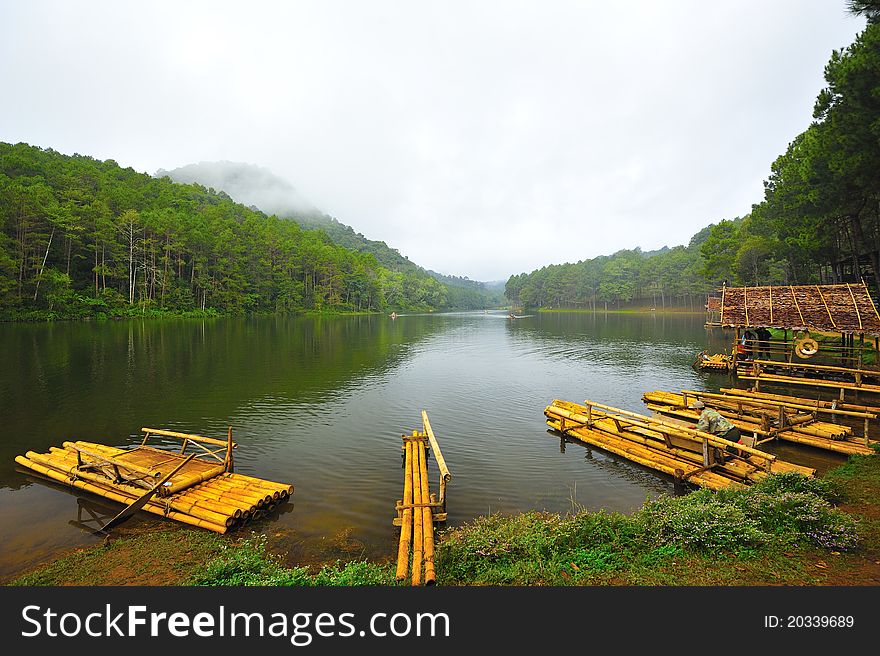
545;400;814;491
642;391;877;456
394;411;451;586
14;429;293;534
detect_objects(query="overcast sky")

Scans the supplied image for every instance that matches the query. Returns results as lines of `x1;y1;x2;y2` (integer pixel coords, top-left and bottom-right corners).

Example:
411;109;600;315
0;1;867;282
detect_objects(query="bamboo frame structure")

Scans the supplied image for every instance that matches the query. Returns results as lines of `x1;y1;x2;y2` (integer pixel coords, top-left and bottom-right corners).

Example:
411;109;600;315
394;411;451;586
14;427;293;534
642;390;877;455
545;399;814;490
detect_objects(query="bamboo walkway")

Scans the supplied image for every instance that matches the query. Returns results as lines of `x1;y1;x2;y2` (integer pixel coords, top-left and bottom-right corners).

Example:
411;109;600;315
394;411;451;586
15;428;293;534
642;390;877;456
738;359;880;400
545;399;814;490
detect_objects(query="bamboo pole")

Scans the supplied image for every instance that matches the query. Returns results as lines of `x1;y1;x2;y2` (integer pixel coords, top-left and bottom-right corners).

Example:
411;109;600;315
749;359;880;377
396;440;414;581
183;486;266;509
62;444;162;479
29;449;252;523
680;389;877;420
225;473;294;495
15;456;230;533
209;475;287;498
643;401;868;452
547;402;814;481
580;399;774;460
419;438;436;585
411;436;424;586
545;416;742;490
104;454;196;531
739;372;880;395
720;387;880;414
163;464;228;495
203;479;280;500
550;402;808;477
141;427;234;448
421;410;451;508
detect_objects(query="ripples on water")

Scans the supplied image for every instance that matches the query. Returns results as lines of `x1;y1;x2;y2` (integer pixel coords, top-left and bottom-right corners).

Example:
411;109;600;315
0;311;849;578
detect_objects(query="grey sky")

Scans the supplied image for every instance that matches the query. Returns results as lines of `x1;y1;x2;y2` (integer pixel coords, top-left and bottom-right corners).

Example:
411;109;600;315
0;1;867;282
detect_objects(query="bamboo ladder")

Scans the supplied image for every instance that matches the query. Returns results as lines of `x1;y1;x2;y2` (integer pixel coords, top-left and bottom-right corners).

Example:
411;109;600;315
394;411;451;586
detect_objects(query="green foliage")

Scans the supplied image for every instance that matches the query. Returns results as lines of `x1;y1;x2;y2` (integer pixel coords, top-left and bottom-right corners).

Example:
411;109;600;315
312;560;397;586
189;535;397;586
435;473;860;585
0;143;455;320
505;245;710;310
189;535;313;586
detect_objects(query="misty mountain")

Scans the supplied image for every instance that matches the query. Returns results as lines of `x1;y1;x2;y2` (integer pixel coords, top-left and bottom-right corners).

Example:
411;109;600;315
157;161;504;300
156;161;316;217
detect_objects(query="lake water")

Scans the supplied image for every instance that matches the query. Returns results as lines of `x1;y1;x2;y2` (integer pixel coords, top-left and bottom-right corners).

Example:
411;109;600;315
0;311;849;580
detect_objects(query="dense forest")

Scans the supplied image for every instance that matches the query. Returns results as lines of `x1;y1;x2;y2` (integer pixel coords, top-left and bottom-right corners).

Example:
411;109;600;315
161;161;505;310
507;7;880;310
0;143;455;320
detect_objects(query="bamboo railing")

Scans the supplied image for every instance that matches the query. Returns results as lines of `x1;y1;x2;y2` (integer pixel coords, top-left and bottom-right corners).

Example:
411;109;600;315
394;411;451;586
642;390;877;455
545;399;814;490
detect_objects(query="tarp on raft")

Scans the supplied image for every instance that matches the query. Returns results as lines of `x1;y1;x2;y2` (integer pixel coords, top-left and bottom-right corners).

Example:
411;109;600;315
705;282;880;334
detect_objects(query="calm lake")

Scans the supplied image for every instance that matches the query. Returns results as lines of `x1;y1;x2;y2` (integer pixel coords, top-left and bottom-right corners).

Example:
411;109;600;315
0;311;847;580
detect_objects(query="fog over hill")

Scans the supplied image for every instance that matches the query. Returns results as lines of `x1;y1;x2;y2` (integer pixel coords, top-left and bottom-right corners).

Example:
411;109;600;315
156;161;317;217
157;161;505;301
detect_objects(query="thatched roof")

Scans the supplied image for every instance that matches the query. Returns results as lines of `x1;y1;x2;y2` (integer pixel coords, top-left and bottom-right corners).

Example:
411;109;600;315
705;282;880;334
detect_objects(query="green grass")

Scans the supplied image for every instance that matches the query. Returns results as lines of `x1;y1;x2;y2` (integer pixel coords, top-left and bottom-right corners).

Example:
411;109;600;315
433;472;860;585
188;534;397;586
10;528;224;586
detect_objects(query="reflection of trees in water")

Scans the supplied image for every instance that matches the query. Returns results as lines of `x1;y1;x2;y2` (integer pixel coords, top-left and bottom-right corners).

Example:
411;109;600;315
0;315;448;481
505;312;709;370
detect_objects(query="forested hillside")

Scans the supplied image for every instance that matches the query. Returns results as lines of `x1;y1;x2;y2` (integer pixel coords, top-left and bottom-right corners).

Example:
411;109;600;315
504;237;711;311
161;161;504;310
0;143;448;319
507;16;880;310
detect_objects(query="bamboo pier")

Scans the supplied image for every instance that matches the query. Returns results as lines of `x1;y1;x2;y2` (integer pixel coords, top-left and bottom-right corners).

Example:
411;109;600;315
14;427;293;534
642;390;878;456
545;399;815;490
720;387;880;416
394;411;451;586
738;359;880;401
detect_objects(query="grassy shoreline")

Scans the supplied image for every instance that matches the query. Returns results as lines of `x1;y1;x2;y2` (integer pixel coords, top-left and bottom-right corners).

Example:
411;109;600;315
8;450;879;587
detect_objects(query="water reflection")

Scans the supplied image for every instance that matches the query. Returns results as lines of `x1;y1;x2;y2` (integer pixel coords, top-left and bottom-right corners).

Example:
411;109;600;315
0;311;850;580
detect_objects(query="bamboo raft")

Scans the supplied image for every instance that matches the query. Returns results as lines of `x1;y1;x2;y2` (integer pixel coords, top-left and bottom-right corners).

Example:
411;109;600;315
545;399;815;490
738;359;880;400
394;411;451;586
720;387;880;417
694;351;734;372
642;390;877;456
14;428;294;534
